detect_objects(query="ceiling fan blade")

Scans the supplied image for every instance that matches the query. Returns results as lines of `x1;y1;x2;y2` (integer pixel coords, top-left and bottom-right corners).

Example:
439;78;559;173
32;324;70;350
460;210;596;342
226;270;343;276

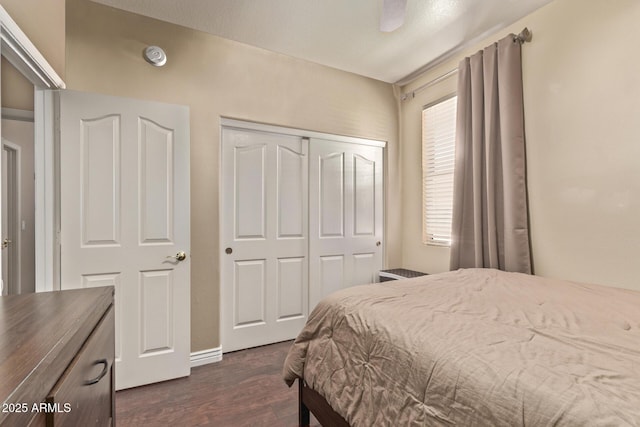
380;0;407;32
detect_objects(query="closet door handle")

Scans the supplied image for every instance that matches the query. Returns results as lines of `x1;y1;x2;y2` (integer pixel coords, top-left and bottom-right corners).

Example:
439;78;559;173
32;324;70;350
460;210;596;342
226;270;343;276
376;241;381;247
225;248;233;254
84;359;109;386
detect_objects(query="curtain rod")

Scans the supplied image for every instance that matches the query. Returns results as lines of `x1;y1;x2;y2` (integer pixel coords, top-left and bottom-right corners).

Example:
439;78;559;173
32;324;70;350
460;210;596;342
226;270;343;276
400;27;532;102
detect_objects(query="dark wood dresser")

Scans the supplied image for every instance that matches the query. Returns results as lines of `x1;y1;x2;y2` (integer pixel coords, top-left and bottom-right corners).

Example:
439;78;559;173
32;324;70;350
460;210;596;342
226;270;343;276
0;287;115;427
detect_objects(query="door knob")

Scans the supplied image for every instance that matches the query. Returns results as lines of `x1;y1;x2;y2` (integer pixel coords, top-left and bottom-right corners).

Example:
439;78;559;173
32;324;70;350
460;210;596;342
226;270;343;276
167;251;187;261
2;239;11;249
376;241;381;247
225;247;233;254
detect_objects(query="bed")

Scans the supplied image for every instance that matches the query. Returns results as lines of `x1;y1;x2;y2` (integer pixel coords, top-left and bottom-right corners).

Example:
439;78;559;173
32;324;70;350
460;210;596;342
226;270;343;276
283;268;640;426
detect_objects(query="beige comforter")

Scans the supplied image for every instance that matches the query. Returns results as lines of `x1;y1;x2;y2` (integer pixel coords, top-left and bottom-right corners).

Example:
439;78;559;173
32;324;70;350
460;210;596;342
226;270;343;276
283;269;640;426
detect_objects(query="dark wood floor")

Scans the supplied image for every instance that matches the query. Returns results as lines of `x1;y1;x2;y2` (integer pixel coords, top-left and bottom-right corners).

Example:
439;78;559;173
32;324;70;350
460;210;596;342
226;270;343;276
116;340;319;426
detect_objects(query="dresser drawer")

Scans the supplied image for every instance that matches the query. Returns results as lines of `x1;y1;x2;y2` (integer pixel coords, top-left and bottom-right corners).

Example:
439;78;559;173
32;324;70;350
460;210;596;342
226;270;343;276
46;306;114;427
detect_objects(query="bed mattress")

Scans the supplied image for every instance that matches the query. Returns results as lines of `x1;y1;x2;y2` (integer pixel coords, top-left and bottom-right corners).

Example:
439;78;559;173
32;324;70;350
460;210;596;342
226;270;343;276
283;268;640;426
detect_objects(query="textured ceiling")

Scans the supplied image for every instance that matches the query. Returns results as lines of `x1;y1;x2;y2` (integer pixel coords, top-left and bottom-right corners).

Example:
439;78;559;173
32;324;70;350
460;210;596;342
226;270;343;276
91;0;553;84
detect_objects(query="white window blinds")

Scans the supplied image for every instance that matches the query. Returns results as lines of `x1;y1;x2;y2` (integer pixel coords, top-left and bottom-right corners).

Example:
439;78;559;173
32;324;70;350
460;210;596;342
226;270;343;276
422;96;457;246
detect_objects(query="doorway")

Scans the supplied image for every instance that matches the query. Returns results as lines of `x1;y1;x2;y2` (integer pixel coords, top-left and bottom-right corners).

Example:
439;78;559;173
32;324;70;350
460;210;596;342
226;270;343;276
0;7;66;292
1;116;35;295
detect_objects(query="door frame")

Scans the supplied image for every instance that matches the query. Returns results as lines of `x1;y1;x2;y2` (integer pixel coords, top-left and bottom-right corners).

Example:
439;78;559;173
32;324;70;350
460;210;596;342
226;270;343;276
0;6;65;292
220;118;387;149
1;139;21;294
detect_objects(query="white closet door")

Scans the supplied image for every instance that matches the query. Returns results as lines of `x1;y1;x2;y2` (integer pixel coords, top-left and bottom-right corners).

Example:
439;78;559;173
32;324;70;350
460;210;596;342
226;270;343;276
309;139;383;309
221;128;308;352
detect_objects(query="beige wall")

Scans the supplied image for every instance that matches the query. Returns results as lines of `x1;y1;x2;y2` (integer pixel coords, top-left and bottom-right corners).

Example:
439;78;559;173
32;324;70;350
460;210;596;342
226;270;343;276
65;0;400;351
400;0;640;291
1;60;34;110
0;0;65;109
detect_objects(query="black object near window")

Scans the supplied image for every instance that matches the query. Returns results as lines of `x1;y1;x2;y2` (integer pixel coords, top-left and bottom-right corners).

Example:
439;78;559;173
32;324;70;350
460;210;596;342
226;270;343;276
379;268;427;282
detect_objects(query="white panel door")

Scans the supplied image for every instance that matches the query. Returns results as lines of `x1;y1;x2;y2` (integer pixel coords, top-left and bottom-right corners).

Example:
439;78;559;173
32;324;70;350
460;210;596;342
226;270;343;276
59;90;190;390
309;139;383;309
221;128;308;352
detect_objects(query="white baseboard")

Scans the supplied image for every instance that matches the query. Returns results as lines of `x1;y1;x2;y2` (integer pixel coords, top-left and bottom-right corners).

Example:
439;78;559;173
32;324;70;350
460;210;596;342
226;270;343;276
190;346;222;368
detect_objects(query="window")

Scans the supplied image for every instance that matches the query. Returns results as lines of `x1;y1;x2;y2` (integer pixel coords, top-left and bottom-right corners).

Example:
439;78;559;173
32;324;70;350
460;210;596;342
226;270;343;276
422;95;457;246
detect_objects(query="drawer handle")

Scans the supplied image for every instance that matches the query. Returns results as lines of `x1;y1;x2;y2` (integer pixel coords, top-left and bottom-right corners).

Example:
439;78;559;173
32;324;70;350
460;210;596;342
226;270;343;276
84;359;109;386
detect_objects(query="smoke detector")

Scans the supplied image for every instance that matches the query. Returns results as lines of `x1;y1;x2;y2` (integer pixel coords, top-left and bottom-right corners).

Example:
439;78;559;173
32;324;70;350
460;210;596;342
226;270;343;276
143;46;167;67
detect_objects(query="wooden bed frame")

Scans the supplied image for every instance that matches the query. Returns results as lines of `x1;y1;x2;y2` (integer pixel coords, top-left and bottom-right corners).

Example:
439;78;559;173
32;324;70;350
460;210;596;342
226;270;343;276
298;379;350;427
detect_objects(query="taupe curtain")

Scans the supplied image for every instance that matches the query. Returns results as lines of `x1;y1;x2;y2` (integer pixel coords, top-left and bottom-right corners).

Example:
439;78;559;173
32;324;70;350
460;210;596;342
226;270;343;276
449;35;532;274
